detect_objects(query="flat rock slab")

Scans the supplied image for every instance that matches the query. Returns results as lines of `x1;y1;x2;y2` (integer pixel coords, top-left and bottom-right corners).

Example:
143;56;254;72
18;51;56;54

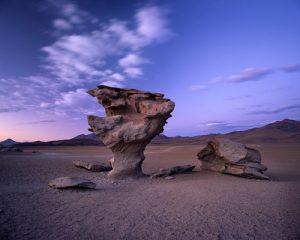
48;177;96;189
0;147;23;153
73;160;112;172
151;165;195;178
164;176;176;180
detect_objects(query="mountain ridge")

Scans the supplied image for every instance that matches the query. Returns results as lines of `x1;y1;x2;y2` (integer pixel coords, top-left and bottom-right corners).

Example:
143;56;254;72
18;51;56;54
14;119;300;146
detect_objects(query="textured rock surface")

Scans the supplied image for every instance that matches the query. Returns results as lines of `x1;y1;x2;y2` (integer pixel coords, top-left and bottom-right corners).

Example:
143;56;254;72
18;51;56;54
73;160;112;172
197;138;269;180
87;85;175;179
48;177;96;189
151;165;195;178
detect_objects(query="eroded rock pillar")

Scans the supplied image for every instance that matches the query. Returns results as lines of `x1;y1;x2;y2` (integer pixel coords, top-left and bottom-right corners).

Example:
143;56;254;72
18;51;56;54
87;85;175;179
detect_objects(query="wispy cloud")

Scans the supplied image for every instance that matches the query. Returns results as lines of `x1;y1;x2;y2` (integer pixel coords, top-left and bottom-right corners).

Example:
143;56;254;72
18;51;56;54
124;67;143;78
281;64;300;72
135;5;173;44
20;120;57;125
100;81;123;88
54;88;104;115
248;104;300;115
0;76;100;117
204;121;229;127
48;1;98;31
118;53;147;68
0;107;22;113
0;2;173;124
188;85;207;91
42;3;172;86
118;53;148;78
227;67;274;82
41;32;120;84
225;94;253;101
197;121;257;134
53;19;72;30
209;63;300;84
0;76;61;113
197;121;230;130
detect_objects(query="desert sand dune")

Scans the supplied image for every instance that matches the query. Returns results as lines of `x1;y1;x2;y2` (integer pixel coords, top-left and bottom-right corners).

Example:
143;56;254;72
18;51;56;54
0;143;300;240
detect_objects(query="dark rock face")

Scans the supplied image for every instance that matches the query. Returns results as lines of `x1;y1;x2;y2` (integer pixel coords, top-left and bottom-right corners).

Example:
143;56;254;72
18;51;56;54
48;177;96;189
87;85;175;179
151;165;195;178
73;160;112;172
197;138;269;180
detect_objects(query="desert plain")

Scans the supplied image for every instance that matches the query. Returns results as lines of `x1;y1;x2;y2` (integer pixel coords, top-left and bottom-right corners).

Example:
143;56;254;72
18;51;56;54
0;142;299;240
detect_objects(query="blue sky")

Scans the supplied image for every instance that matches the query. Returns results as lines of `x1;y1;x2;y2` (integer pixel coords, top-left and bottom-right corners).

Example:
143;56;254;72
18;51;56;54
0;0;300;141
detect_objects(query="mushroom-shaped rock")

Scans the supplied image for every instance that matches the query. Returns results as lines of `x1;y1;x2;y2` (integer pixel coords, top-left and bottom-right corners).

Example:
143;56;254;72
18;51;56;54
73;160;112;172
87;85;175;179
197;138;269;180
48;177;96;189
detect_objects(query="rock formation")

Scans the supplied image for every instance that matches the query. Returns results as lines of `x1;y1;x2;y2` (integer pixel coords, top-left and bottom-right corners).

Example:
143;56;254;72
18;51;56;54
197;138;269;180
73;160;112;172
87;85;175;179
48;177;96;189
151;165;195;178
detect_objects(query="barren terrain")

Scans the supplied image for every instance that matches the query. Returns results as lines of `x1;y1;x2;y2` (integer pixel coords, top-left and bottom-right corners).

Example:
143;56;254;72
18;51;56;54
0;143;300;240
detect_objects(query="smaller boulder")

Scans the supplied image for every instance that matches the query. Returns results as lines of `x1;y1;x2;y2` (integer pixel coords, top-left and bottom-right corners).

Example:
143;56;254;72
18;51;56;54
197;138;270;180
151;165;195;178
48;177;96;189
73;160;112;172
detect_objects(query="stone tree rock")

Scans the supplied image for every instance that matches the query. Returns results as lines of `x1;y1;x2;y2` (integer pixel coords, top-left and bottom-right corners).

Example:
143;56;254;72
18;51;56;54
87;85;175;179
197;138;270;180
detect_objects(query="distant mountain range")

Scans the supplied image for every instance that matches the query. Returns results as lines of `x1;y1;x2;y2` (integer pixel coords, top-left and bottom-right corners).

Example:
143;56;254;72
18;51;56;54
4;119;300;147
151;118;300;145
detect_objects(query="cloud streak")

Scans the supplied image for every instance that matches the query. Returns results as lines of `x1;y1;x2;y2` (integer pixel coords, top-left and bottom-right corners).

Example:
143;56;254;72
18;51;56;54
197;121;258;134
188;85;207;91
227;67;274;82
0;107;22;113
225;94;252;101
208;63;300;85
281;64;300;72
248;105;300;115
20;120;57;125
192;63;299;92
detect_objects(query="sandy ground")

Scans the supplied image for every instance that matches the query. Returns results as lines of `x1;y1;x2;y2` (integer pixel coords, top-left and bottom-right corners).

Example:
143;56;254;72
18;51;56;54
0;143;299;240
